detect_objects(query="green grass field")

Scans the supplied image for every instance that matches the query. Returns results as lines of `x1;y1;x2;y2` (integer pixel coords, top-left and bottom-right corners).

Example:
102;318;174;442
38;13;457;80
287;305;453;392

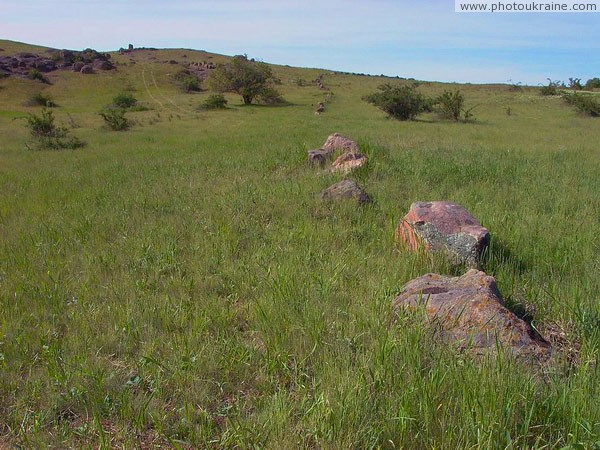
0;39;599;449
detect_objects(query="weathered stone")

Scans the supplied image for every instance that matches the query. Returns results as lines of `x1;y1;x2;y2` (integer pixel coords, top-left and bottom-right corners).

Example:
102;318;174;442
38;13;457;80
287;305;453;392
34;59;56;72
322;180;371;204
394;270;551;361
395;201;489;267
322;132;359;154
72;62;85;72
330;152;367;174
93;59;114;70
308;149;332;166
80;64;94;74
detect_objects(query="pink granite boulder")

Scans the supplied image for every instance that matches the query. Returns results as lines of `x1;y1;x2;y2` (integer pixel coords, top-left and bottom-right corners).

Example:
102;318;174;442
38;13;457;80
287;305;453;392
330;152;368;174
322;133;359;154
394;270;551;361
395;201;489;267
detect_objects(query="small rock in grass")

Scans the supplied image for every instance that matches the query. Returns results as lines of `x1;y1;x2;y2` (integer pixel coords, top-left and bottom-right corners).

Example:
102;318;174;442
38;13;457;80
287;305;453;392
322;179;371;204
308;149;332;166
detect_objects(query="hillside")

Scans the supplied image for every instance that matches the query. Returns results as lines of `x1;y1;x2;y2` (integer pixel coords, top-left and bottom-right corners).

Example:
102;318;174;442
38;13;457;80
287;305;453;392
0;40;599;449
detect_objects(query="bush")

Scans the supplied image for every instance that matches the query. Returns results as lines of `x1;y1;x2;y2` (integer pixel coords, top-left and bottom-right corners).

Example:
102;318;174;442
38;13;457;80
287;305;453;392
562;93;600;117
181;76;201;92
112;93;137;108
540;79;562;96
568;77;583;90
99;108;131;131
435;90;464;121
364;83;430;121
24;93;57;107
25;108;84;150
29;69;50;84
584;78;600;90
256;86;285;105
201;94;228;110
174;70;201;92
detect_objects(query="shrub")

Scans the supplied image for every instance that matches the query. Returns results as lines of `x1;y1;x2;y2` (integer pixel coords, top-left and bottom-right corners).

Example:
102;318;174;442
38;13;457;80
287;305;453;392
99;108;131;131
584;78;600;90
29;69;50;84
364;83;430;121
562;93;600;117
435;90;464;121
181;76;201;92
113;93;137;108
25;108;84;150
568;77;583;90
174;70;201;92
201;94;228;110
257;86;285;105
540;79;562;96
24;93;57;107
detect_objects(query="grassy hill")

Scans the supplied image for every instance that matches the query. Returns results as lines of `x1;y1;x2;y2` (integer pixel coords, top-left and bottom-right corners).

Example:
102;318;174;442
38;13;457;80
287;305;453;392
0;39;598;449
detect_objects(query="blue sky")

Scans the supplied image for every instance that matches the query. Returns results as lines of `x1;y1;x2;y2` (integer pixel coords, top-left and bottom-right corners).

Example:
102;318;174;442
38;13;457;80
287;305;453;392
1;0;598;84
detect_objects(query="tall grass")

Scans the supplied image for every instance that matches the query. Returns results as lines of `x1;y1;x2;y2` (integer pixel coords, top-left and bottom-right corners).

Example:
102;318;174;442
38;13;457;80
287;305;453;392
0;40;598;448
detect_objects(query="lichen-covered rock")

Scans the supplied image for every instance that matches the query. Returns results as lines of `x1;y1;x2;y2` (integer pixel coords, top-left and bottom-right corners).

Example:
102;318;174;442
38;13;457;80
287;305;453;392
395;201;489;267
330;152;367;174
394;270;551;361
308;149;332;166
322;180;371;204
322;133;359;154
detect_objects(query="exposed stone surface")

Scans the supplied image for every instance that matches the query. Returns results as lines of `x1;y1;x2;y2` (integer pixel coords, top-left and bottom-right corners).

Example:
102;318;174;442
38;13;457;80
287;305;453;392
72;62;85;72
80;64;94;74
321;180;371;204
330;152;368;174
395;201;489;267
308;149;332;166
322;133;359;154
93;59;114;70
394;270;551;361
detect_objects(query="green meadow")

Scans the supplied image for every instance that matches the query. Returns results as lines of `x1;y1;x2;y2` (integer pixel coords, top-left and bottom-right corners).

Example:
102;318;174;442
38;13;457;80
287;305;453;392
0;39;599;449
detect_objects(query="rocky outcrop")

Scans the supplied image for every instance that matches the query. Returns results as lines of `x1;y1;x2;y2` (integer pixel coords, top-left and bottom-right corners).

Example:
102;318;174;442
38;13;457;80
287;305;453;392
394;270;551;361
395;201;489;267
322;180;371;204
0;47;113;78
330;152;368;174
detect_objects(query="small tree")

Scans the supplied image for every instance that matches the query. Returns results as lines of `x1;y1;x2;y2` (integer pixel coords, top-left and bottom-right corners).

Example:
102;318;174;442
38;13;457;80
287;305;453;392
207;55;280;105
584;77;600;90
364;84;430;121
